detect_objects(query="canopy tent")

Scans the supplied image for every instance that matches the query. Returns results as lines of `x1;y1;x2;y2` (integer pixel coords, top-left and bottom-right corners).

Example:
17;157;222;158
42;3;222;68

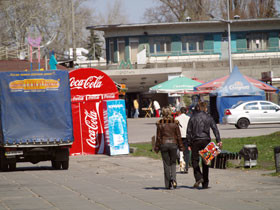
210;66;266;123
149;75;202;94
195;70;278;93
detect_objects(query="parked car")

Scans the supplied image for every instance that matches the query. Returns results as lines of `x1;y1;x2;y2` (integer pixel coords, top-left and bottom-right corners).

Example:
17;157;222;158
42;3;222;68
223;100;280;129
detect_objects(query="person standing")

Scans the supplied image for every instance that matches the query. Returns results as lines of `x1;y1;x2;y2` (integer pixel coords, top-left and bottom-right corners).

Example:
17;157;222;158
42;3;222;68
49;51;58;70
133;99;139;118
175;107;190;173
154;107;185;190
187;101;222;189
153;100;161;117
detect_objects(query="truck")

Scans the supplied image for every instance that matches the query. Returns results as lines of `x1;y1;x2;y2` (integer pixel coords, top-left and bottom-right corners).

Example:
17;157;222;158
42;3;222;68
0;70;74;171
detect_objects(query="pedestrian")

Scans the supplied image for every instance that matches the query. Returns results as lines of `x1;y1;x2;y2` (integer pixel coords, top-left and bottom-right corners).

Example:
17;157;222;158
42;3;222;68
153;100;161;117
175;107;190;174
154;107;185;190
49;51;58;70
133;98;139;118
186;101;222;189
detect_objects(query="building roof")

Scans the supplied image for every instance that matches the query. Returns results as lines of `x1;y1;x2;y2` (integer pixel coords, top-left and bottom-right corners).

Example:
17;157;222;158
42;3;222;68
87;18;280;31
0;59;69;72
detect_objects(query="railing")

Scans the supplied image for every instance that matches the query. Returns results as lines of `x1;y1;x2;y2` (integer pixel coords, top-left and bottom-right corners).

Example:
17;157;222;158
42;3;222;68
0;45;28;60
147;48;280;63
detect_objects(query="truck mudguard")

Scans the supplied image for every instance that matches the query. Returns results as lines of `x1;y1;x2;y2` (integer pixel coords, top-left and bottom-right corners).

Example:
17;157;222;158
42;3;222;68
0;70;74;145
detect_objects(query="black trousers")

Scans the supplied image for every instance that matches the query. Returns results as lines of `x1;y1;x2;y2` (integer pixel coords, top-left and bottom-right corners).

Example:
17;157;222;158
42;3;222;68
160;143;177;189
191;140;210;185
182;138;190;170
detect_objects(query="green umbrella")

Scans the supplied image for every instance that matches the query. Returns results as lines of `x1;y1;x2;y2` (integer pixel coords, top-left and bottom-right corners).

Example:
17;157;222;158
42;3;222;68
149;76;202;94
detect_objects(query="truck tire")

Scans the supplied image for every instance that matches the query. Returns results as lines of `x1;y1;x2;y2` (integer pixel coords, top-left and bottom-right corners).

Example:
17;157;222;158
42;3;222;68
52;160;61;170
61;160;69;170
1;160;8;171
0;151;8;171
9;162;16;171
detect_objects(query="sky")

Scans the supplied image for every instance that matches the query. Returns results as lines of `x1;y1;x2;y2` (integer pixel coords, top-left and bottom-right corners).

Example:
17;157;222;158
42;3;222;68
87;0;157;24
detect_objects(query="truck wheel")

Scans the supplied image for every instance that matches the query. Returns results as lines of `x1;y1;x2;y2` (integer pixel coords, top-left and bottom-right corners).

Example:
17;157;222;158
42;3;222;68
1;160;8;171
0;152;8;171
61;160;69;170
52;160;61;170
9;162;16;171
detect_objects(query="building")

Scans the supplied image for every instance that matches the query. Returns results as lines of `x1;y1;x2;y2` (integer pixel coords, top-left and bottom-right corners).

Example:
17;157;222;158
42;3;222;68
86;18;280;116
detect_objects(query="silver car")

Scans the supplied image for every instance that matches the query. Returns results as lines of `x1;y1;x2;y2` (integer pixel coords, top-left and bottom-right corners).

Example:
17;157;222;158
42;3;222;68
223;100;280;129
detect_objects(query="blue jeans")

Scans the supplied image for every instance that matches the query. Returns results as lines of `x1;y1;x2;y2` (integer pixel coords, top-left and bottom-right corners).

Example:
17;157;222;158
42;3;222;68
134;108;139;118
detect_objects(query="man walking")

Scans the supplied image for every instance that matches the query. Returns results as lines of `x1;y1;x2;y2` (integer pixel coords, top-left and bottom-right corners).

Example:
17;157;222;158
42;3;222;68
187;101;222;189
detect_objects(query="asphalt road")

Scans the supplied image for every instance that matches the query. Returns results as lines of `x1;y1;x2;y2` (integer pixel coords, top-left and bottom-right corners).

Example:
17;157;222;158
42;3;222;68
127;118;280;143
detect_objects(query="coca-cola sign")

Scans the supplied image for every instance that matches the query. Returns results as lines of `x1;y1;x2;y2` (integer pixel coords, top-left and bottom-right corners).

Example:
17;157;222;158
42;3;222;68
84;109;99;148
69;68;119;102
70;76;103;90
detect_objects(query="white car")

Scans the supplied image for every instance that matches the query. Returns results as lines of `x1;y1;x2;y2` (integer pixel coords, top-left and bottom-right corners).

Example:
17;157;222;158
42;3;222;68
223;100;280;129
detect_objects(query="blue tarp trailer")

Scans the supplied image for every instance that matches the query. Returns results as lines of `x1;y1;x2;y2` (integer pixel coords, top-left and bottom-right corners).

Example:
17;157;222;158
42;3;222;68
0;70;74;171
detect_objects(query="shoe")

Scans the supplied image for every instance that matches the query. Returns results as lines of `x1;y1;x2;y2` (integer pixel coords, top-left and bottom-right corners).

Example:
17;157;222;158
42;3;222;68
168;181;174;190
202;182;208;189
193;178;204;188
172;180;177;189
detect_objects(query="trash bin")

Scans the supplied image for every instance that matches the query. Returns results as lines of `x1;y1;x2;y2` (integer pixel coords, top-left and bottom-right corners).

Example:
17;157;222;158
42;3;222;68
274;146;280;173
239;144;258;168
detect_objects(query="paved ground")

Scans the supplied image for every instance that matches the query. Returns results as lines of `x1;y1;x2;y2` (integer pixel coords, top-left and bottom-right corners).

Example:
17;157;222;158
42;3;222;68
0;118;279;210
0;155;279;210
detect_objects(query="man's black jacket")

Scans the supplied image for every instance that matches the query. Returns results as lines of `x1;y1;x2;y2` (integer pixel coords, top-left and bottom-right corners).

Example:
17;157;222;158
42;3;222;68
186;111;221;146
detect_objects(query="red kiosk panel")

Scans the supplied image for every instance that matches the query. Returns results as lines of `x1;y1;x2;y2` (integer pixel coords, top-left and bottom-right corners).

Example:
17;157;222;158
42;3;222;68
69;68;118;155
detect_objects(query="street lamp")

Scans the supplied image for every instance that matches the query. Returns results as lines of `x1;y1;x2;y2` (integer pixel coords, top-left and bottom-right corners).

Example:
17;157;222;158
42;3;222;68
226;0;232;73
208;0;232;73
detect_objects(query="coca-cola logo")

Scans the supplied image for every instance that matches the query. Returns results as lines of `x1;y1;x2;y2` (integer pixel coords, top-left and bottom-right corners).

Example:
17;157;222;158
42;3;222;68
84;109;99;148
70;76;103;90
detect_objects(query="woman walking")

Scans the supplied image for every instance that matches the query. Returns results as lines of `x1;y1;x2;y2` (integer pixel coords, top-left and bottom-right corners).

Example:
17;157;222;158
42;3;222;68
154;107;185;189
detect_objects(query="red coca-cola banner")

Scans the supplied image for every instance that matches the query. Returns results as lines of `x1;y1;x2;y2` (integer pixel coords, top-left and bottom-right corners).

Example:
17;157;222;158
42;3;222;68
69;68;119;155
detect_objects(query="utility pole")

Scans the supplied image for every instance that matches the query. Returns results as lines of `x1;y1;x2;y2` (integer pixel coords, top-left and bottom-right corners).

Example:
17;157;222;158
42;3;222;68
198;0;232;73
227;0;232;73
71;0;76;62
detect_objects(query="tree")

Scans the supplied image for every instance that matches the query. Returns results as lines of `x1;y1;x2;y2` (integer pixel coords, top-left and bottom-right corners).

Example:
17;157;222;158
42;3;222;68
86;30;103;60
219;0;278;19
143;0;214;23
144;0;279;23
247;0;278;18
0;0;95;58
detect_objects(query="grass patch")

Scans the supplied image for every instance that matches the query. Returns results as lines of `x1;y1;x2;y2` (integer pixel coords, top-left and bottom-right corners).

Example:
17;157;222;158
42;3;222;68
130;144;161;159
130;131;280;171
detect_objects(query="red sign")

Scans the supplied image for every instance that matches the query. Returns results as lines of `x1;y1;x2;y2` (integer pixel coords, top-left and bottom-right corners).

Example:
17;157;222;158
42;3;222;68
69;68;118;155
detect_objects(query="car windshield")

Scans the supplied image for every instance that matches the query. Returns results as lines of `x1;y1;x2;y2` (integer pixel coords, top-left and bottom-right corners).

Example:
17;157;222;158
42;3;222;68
231;101;244;109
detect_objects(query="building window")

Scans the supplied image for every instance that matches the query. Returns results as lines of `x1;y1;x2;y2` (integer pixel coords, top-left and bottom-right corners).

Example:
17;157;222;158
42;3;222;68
109;41;114;63
182;36;203;53
149;37;171;54
129;38;139;64
279;33;280;49
118;38;125;62
246;33;268;51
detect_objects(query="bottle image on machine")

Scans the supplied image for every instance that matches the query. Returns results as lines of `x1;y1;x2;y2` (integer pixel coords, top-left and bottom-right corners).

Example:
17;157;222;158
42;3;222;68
109;111;125;146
